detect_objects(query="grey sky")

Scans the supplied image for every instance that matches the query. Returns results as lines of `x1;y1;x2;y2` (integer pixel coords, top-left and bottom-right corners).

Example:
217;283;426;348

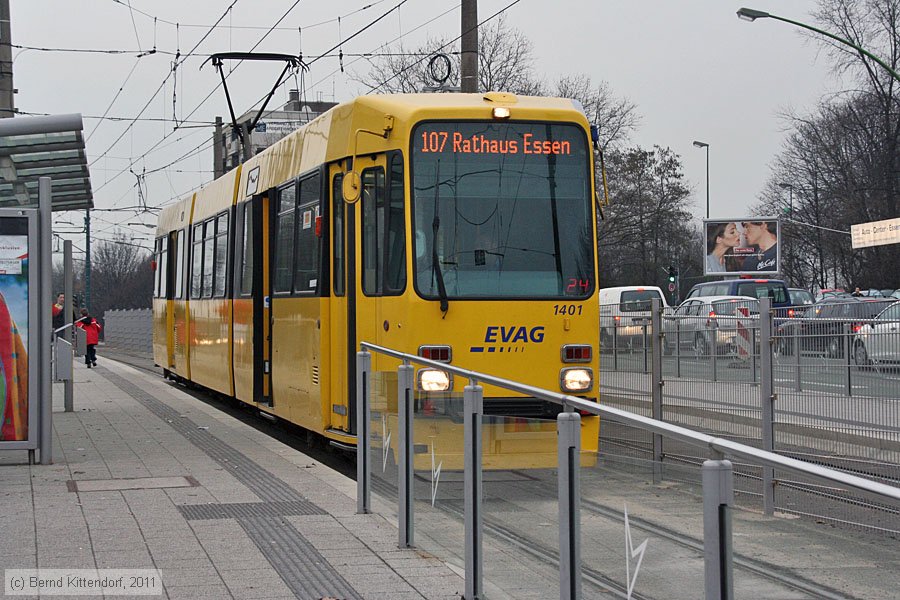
11;0;836;248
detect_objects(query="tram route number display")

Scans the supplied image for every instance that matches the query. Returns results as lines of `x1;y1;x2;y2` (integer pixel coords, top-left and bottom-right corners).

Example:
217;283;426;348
419;129;572;156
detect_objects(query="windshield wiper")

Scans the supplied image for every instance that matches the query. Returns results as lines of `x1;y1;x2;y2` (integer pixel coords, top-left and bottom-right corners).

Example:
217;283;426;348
431;159;449;315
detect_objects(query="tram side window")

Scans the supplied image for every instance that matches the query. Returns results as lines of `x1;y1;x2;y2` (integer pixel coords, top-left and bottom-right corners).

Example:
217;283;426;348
386;153;406;293
153;238;161;298
274;182;297;293
190;223;203;298
202;220;215;298
158;236;169;299
175;229;185;299
332;174;344;297
213;213;228;297
240;203;253;296
361;167;386;295
294;173;321;294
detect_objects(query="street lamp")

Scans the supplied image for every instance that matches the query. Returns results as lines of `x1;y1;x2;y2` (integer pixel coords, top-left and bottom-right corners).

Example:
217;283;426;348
126;223;157;229
778;182;793;215
737;7;900;84
693;140;710;218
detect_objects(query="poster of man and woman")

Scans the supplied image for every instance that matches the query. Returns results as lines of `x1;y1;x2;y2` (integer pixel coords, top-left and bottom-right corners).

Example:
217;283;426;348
705;218;781;275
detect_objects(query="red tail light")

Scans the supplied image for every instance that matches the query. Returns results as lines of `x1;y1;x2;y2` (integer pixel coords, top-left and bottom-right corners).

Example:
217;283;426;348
788;309;795;317
562;345;592;363
419;345;451;362
852;323;863;333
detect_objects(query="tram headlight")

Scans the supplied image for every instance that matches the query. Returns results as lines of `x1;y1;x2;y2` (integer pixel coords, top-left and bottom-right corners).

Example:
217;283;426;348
417;368;452;392
560;367;593;393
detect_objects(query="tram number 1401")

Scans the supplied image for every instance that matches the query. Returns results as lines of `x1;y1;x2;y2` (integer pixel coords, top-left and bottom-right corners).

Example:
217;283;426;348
553;304;583;316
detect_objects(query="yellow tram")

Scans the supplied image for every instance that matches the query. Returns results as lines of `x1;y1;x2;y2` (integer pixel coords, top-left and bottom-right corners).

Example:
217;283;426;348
153;92;602;467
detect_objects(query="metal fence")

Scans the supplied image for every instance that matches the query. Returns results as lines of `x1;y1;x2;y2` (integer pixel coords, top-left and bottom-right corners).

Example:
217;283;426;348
103;308;153;354
599;297;900;534
356;339;900;600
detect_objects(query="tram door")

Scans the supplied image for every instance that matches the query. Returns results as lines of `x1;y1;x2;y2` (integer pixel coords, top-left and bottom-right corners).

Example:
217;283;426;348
328;164;351;432
233;195;270;406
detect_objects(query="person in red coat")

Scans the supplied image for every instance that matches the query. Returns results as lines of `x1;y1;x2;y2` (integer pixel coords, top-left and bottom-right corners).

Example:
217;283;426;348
76;308;101;368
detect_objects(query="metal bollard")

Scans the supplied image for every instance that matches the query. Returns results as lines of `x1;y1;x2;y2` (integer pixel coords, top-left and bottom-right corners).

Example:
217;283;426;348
759;299;775;515
702;459;734;600
650;299;663;483
642;322;649;374
751;327;758;384
558;411;582;600
356;350;372;514
676;319;682;378
613;326;619;371
844;323;852;397
397;363;415;548
464;381;484;600
794;323;802;392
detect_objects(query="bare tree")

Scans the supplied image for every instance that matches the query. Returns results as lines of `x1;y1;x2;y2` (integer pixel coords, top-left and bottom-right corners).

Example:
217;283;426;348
599;146;698;291
90;234;154;321
554;74;640;151
354;16;544;94
757;0;900;290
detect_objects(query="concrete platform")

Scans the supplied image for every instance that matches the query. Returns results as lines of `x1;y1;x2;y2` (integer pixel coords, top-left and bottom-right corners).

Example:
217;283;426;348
0;359;464;599
3;350;898;599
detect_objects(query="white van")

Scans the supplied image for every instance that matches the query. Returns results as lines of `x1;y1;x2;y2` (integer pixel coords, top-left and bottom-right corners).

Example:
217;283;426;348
599;286;669;347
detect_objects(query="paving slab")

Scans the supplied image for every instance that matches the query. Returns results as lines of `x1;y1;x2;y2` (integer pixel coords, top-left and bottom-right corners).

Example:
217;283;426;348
0;360;462;600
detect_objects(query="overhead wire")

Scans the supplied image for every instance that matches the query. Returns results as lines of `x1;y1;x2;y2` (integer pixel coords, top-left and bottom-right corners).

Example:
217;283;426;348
90;0;467;214
91;0;302;199
89;0;241;168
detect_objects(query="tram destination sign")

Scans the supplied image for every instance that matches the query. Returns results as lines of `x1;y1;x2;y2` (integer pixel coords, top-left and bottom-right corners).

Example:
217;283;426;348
851;217;900;249
417;128;574;156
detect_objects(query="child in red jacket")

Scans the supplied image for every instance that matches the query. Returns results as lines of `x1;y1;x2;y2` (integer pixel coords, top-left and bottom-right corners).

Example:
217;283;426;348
76;309;101;368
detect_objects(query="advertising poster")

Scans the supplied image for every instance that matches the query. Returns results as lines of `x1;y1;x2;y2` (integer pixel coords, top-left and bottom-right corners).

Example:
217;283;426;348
704;218;781;276
0;217;29;441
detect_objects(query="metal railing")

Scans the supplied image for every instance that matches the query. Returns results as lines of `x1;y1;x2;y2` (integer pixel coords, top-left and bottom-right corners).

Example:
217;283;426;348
355;326;900;599
600;297;900;533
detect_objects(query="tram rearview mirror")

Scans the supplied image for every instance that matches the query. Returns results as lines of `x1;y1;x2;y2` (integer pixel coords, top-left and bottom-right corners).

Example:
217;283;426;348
343;171;362;203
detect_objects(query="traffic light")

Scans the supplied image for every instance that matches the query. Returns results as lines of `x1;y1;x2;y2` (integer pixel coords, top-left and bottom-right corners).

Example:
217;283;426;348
668;266;677;283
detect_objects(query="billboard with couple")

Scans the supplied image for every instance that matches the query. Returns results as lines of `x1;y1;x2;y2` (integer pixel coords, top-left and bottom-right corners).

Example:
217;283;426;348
704;218;780;276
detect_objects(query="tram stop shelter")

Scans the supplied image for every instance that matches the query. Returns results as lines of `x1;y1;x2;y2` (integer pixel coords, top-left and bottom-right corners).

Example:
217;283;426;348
0;113;92;464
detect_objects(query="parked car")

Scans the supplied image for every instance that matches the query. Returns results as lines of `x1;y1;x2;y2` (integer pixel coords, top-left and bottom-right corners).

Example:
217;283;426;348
815;288;848;302
861;289;885;297
787;288;814;316
685;278;791;318
662;296;759;356
775;297;895;358
853;301;900;368
599;286;669;349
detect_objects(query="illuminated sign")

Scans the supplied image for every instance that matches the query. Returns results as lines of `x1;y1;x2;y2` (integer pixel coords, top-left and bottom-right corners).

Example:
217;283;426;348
418;130;573;156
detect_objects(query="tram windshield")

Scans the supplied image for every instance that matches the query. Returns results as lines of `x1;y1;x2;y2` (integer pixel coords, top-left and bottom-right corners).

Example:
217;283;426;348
411;121;594;300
